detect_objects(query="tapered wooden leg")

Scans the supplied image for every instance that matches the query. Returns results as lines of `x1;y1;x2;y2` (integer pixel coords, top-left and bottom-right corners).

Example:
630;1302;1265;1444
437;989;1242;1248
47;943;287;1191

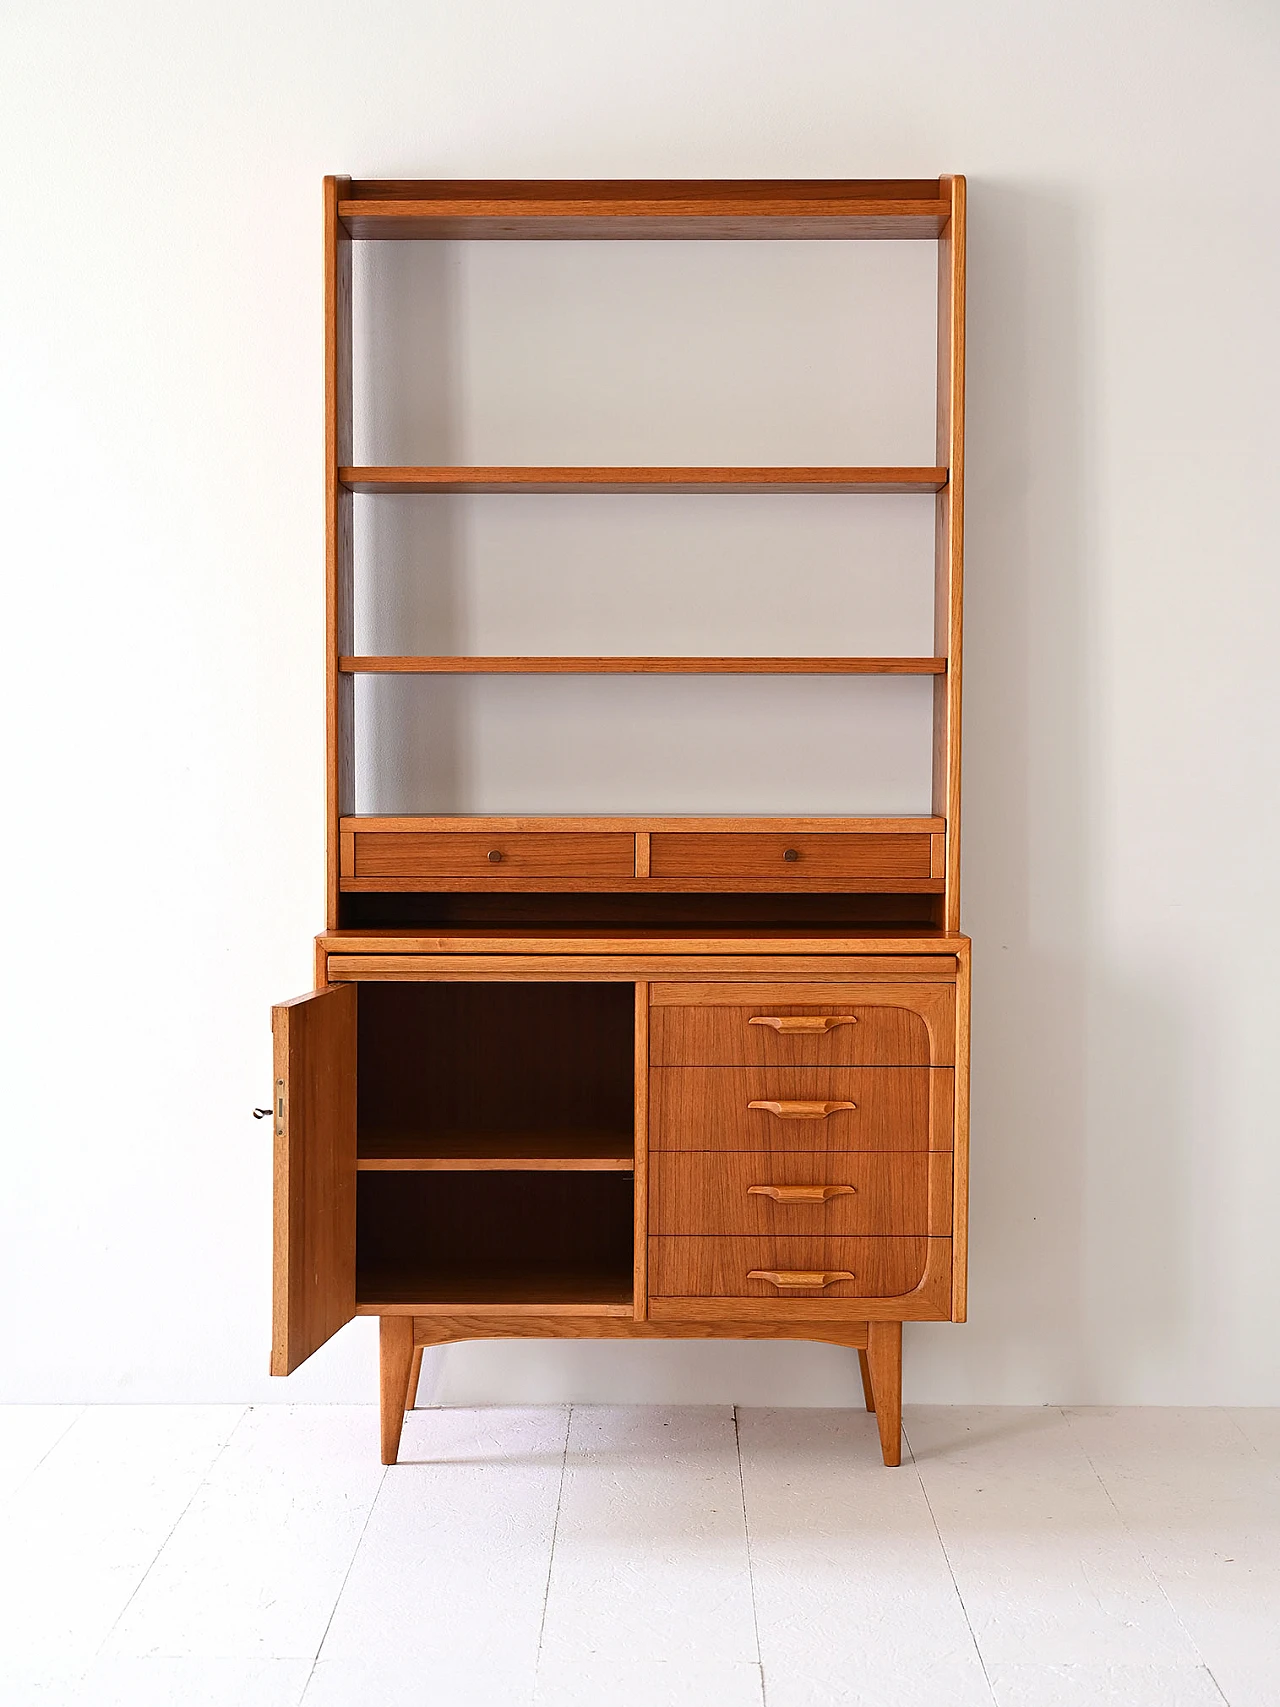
866;1320;902;1466
379;1316;414;1465
407;1346;425;1411
858;1348;876;1413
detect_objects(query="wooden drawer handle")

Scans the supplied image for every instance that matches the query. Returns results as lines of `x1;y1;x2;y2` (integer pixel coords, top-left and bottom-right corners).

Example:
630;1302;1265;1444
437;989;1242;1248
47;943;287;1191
748;1100;856;1120
748;1269;855;1290
749;1015;858;1035
747;1183;855;1203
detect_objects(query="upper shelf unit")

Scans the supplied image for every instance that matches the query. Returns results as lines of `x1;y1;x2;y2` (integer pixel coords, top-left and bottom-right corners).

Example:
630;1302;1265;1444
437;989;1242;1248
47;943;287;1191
337;179;950;241
341;467;948;495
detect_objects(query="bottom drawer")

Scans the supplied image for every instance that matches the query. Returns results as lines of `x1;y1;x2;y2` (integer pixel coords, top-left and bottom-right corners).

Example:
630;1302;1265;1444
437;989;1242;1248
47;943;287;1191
648;1235;934;1299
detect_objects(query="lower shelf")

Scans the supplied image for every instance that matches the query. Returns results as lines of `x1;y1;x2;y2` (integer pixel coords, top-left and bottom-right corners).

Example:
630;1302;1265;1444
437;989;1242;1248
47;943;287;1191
356;1266;634;1315
356;1170;635;1317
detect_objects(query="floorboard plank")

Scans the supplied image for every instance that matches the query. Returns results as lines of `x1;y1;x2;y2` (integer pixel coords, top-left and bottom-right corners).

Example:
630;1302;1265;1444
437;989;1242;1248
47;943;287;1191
536;1405;759;1688
103;1408;382;1661
303;1406;568;1706
739;1405;993;1706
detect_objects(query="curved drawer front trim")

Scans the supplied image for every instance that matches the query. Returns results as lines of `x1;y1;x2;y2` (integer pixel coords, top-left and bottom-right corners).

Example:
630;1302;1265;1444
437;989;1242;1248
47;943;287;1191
648;1235;936;1299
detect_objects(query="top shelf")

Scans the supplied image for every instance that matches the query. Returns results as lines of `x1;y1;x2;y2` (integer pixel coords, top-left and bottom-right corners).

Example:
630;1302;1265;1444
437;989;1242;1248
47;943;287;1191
337;179;953;241
340;467;948;495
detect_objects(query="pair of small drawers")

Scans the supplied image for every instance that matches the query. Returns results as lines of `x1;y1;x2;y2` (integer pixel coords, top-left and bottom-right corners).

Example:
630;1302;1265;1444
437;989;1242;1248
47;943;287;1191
647;993;953;1301
346;829;935;881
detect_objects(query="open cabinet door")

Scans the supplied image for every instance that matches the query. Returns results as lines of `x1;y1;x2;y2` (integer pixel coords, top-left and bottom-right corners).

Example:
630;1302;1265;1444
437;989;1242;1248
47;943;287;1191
270;985;357;1375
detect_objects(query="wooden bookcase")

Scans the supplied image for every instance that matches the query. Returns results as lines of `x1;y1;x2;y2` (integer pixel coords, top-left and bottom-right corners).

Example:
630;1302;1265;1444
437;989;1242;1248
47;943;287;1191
271;177;969;1467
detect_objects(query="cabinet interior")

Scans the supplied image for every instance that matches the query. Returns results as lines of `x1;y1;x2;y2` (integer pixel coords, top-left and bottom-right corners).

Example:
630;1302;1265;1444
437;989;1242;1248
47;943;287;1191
355;982;636;1308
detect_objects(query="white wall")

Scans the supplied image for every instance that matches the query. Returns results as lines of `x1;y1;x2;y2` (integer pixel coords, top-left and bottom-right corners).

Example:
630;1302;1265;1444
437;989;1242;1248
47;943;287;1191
3;0;1278;1406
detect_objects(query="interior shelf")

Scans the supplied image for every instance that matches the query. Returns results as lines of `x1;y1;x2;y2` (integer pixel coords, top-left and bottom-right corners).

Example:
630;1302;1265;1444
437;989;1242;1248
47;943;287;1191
337;180;951;241
341;655;946;675
340;466;948;495
355;1267;635;1315
358;1129;634;1171
356;1169;635;1315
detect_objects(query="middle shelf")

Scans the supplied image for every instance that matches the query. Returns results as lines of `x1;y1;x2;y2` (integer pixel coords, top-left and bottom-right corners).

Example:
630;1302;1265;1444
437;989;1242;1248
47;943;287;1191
341;655;947;674
340;465;948;494
358;1129;635;1171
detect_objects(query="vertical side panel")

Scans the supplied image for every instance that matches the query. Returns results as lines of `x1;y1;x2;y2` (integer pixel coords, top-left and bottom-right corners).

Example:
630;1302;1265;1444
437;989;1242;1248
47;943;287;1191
326;175;354;929
933;174;966;933
633;982;649;1319
271;983;358;1374
951;941;971;1320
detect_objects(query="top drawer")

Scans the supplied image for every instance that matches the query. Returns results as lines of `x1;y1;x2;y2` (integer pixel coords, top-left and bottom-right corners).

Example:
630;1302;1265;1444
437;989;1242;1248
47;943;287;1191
650;983;955;1067
648;832;932;880
350;831;635;880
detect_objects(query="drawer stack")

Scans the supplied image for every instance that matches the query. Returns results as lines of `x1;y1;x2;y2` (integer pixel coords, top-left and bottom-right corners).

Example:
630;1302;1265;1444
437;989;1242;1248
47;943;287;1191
647;985;955;1309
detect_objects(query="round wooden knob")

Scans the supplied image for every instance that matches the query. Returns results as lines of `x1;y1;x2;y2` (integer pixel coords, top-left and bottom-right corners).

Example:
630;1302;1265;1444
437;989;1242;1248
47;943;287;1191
783;848;800;862
487;849;503;863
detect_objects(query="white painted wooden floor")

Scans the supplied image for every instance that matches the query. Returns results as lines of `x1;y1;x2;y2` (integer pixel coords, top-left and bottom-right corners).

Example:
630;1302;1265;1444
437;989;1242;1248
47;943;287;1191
1;1405;1276;1706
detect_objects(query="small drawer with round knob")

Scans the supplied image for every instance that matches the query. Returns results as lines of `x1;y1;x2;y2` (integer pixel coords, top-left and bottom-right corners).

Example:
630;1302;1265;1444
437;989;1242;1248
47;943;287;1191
346;830;635;881
646;832;933;880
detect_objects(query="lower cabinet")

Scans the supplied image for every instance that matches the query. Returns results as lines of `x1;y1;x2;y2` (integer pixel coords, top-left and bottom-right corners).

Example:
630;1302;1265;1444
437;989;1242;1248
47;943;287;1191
270;954;968;1465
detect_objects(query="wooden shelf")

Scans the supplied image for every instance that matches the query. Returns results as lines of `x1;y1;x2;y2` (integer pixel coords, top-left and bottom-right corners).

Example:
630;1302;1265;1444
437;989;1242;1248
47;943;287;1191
338;179;950;241
355;1267;635;1315
340;815;944;833
340;466;948;495
358;1130;634;1171
340;655;946;676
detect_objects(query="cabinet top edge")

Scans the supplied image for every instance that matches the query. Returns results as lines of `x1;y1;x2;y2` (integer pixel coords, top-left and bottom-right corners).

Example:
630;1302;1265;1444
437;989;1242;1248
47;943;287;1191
342;177;949;202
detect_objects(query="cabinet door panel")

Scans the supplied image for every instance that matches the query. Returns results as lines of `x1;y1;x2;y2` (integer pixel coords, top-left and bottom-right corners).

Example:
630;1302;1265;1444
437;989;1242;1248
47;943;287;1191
271;985;357;1375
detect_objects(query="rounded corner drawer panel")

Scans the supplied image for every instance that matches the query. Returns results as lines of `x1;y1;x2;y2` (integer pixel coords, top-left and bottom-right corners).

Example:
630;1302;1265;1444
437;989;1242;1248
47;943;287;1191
650;995;950;1067
650;1067;948;1151
647;832;933;880
353;831;635;880
650;1152;936;1236
648;1235;933;1298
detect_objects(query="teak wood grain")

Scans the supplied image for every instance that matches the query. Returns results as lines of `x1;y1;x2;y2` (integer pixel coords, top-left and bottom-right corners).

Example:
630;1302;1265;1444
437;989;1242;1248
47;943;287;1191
326;955;954;981
340;816;945;834
867;1320;903;1464
270;986;356;1376
340;877;946;896
338;180;950;240
653;1001;930;1068
339;467;947;495
408;1314;871;1347
934;174;966;933
339;654;946;674
952;939;972;1319
648;833;934;879
648;1235;933;1299
649;1152;934;1236
648;1067;952;1154
356;1130;633;1170
649;984;956;1066
379;1317;414;1464
634;983;649;1319
318;926;965;956
350;831;635;879
325;175;353;930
